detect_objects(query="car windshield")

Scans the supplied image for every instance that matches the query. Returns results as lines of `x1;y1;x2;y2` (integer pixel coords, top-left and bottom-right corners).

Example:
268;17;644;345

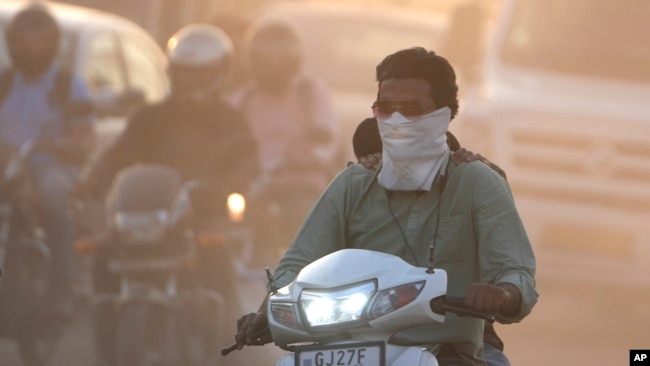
499;0;650;83
283;12;443;93
0;18;75;70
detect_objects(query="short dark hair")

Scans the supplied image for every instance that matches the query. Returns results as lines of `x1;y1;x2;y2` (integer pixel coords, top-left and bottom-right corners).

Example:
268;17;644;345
375;47;459;119
7;2;60;39
7;3;60;40
352;117;382;160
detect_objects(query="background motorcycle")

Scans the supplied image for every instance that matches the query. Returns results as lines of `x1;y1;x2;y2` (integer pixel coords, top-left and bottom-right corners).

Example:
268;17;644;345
91;163;239;366
223;248;495;366
0;140;62;366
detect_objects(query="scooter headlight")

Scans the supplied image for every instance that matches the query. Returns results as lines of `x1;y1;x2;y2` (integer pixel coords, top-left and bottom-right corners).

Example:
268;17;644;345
299;281;376;328
368;281;425;320
113;210;169;243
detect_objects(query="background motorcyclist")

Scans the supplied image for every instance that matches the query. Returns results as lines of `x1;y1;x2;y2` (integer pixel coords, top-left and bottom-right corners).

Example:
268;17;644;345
230;16;344;266
0;3;95;322
83;23;260;224
80;24;260;366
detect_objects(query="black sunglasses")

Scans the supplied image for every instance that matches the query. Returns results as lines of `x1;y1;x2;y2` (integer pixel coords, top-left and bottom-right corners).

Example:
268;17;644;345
371;100;436;118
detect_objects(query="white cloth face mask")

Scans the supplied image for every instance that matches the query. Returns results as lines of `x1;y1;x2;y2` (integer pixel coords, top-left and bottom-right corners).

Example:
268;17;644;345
377;107;451;191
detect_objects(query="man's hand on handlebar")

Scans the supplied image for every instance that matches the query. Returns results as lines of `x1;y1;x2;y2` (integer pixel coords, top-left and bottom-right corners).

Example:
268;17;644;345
465;283;521;318
235;312;272;349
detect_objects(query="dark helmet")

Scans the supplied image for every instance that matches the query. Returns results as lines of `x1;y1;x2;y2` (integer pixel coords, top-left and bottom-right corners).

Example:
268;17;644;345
6;3;60;77
243;16;303;92
166;24;234;103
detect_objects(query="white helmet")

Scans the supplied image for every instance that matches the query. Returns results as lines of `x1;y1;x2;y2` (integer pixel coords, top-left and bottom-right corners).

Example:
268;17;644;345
166;24;234;102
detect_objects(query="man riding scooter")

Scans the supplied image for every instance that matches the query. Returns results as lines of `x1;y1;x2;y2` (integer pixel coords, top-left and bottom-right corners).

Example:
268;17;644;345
79;24;260;366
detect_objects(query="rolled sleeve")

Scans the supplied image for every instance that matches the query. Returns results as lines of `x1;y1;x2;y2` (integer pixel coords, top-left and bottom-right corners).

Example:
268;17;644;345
495;270;538;323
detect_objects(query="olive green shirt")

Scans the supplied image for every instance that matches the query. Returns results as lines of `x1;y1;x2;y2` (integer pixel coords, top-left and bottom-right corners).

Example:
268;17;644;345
272;152;538;366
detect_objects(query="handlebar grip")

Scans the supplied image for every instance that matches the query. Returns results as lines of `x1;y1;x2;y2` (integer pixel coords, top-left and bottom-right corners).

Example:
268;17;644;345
430;296;496;324
221;344;238;356
441;296;467;308
220;327;272;356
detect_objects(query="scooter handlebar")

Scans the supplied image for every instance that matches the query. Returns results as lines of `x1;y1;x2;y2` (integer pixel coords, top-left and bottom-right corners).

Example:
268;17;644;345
221;327;272;356
430;296;496;324
220;344;237;356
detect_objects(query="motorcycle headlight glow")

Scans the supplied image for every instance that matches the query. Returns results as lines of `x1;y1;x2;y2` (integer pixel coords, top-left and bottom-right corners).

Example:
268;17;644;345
113;210;169;243
227;193;246;223
368;281;425;320
299;281;376;328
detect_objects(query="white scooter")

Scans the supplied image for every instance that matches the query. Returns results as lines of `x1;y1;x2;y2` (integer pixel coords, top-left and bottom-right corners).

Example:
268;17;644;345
224;247;494;366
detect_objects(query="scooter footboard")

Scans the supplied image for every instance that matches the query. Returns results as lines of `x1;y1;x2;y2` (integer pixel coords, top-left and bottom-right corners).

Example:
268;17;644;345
274;343;438;366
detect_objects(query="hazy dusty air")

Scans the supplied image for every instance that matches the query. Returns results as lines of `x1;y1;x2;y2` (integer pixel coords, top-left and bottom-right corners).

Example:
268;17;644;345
0;0;648;366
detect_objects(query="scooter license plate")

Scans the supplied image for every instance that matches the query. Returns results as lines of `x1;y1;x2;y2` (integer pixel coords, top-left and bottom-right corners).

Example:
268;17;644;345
295;341;385;366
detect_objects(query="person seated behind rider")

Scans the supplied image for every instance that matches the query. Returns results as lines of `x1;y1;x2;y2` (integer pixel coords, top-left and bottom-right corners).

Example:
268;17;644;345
80;24;260;366
352;116;512;366
234;47;538;366
229;16;344;265
0;3;95;322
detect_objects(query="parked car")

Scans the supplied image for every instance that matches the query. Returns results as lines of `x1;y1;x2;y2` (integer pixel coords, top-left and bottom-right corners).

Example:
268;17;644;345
0;0;169;158
451;0;650;284
251;1;450;161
